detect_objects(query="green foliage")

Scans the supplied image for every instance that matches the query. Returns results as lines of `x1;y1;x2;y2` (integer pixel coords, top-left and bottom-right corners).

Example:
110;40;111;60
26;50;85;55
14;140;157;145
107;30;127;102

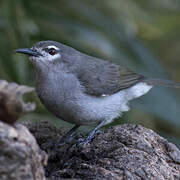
0;0;180;146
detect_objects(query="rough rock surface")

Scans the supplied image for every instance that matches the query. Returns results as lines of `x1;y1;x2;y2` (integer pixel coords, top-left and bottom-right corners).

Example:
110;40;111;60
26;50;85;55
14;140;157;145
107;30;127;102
0;80;35;124
25;121;180;180
0;121;47;180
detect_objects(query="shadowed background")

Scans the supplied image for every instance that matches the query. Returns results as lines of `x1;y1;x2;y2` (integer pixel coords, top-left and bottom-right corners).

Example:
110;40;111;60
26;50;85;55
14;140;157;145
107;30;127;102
0;0;180;147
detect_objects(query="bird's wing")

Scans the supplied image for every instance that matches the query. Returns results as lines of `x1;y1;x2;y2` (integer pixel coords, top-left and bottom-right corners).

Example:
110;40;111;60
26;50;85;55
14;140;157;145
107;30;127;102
77;59;144;96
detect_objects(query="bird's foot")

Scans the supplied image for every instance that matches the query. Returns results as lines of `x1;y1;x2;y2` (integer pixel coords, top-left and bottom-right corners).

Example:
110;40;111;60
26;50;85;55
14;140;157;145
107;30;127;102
77;137;91;146
77;129;102;146
55;131;78;148
54;125;80;149
77;121;105;146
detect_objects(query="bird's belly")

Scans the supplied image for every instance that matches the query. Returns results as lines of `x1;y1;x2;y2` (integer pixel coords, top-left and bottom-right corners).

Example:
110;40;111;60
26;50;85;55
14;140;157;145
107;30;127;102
76;82;153;125
36;82;152;126
35;75;88;125
37;90;83;125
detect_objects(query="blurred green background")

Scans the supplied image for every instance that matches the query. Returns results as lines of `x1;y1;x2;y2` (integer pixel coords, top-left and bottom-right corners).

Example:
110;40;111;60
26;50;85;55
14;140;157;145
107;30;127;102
0;0;180;147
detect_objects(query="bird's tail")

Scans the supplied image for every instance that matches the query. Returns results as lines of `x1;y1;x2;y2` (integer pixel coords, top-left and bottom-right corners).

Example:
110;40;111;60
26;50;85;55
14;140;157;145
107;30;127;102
143;78;180;88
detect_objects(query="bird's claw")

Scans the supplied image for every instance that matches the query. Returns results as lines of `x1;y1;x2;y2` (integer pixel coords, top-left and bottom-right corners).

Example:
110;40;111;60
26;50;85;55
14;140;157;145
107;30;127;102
55;131;79;148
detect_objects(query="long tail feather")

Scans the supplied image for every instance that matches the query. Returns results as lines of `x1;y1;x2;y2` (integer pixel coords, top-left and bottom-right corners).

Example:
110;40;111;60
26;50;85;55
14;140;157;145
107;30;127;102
143;78;180;88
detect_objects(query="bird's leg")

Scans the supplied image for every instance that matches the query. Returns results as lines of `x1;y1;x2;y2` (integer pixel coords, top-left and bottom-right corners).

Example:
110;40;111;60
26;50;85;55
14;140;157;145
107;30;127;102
78;120;106;145
56;124;80;146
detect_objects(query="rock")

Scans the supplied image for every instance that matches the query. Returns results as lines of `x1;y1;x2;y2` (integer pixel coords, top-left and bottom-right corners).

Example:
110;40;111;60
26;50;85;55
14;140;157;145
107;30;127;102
0;80;35;124
25;121;180;180
0;121;47;180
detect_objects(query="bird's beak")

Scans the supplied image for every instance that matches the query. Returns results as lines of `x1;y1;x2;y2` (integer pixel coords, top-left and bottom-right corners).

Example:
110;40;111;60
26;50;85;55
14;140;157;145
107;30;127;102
15;48;42;57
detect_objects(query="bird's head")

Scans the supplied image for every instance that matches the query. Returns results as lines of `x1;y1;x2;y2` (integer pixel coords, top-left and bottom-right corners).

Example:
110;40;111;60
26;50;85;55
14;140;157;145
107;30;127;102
15;41;65;64
16;40;84;75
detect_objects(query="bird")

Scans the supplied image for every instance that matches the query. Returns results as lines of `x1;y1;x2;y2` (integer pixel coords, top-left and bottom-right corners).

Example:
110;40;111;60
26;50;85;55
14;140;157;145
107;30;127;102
15;40;180;145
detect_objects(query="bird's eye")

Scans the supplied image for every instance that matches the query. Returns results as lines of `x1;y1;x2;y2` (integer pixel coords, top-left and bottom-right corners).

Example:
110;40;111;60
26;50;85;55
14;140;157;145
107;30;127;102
48;48;56;55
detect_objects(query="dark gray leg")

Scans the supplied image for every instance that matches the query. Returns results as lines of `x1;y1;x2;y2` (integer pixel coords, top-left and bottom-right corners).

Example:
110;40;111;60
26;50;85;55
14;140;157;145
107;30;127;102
79;120;106;145
57;124;80;145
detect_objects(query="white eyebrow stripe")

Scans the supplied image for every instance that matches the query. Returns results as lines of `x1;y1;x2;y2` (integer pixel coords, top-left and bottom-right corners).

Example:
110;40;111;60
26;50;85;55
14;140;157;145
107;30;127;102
47;45;59;50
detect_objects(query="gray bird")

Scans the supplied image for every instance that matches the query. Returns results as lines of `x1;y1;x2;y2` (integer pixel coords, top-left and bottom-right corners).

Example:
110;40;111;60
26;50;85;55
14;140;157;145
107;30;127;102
15;41;180;144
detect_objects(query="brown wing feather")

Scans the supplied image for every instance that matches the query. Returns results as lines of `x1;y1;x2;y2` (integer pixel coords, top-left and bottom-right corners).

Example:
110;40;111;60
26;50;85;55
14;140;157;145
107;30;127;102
77;57;144;96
